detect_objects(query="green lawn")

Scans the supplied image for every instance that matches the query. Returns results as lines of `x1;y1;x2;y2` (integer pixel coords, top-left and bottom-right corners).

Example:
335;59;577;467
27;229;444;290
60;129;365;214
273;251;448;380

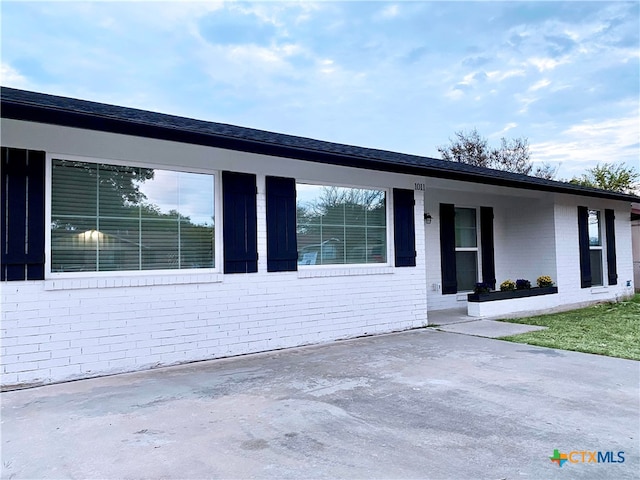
499;294;640;360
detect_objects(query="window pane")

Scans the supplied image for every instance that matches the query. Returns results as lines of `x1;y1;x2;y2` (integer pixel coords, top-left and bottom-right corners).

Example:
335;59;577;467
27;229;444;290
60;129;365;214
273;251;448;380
588;210;601;246
367;199;386;227
178;172;215;227
98;164;141;218
367;227;387;263
297;224;321;265
138;170;178;219
456;251;478;291
98;218;140;271
296;184;386;265
51;217;98;272
52;160;97;217
455;208;477;248
590;249;603;286
344;203;366;226
180;220;215;269
141;219;179;270
52;160;215;273
319;226;344;264
323;199;345;225
345;226;366;263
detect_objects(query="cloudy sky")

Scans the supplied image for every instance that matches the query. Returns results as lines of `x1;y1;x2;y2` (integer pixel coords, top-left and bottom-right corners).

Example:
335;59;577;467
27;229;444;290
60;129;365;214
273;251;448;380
2;1;638;179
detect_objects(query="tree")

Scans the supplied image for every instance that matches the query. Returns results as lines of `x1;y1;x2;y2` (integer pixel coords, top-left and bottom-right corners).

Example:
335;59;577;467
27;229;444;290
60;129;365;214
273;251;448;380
437;128;557;179
569;163;639;195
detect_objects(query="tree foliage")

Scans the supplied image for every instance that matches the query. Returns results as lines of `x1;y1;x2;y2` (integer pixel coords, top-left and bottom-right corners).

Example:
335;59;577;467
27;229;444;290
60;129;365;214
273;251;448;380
437;128;557;179
569;163;639;195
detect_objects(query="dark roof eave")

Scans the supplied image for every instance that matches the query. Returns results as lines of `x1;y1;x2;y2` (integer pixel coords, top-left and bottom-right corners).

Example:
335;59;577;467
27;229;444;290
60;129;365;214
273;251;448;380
2;96;639;204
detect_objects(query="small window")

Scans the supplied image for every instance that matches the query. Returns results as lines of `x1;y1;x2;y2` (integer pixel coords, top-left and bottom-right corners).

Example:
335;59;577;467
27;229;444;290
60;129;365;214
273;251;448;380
455;208;477;248
296;184;386;265
588;210;603;286
455;207;478;291
51;159;215;273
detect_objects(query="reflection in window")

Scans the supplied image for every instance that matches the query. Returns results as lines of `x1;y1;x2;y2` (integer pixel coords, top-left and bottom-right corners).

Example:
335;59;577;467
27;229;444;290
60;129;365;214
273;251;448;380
455;207;478;291
51;160;214;272
296;184;386;265
588;209;603;286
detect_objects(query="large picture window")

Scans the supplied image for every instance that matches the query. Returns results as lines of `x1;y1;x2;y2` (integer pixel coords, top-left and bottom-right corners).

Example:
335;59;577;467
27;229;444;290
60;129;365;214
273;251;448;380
51;159;215;273
455;207;478;291
296;184;386;265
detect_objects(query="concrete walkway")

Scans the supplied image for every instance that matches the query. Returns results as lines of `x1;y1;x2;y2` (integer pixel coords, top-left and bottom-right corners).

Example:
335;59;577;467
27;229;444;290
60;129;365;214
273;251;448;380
427;307;547;338
2;329;638;479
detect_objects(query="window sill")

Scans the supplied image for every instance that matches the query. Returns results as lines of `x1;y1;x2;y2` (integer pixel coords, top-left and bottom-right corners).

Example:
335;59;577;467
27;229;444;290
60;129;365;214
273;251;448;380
297;266;394;279
456;292;471;302
44;273;223;291
590;286;609;295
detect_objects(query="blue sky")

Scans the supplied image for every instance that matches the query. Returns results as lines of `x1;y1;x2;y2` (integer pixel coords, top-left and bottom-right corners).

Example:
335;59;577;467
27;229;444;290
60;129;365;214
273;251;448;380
2;1;639;180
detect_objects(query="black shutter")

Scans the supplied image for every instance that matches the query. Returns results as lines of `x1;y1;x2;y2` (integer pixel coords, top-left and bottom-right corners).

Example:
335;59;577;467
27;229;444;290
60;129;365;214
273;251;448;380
604;209;617;285
266;176;297;272
480;206;496;290
440;203;457;294
577;206;591;288
1;147;46;281
393;189;416;267
222;171;258;274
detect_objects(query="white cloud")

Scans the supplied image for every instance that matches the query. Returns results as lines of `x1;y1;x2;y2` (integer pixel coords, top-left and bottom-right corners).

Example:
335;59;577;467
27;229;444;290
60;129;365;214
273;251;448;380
514;94;539;114
490;123;518;138
445;88;464;101
531;111;640;178
0;63;29;88
380;4;400;19
529;79;551;92
319;59;336;75
485;69;526;82
197;42;294;86
526;57;568;72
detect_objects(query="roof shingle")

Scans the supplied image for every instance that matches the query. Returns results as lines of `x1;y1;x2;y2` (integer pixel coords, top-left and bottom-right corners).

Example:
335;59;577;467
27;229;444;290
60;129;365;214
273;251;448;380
2;86;638;202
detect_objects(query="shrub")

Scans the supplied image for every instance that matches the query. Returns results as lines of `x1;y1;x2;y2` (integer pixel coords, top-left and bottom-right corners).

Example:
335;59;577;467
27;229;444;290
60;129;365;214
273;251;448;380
537;275;554;288
474;282;491;294
516;279;531;290
500;279;516;291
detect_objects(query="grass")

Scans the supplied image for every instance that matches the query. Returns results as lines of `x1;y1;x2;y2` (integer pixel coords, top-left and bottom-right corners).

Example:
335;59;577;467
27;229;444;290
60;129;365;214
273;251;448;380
499;294;640;360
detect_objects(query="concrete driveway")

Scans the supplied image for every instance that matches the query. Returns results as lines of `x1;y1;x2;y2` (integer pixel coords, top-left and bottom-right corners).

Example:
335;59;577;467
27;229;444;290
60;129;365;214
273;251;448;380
1;329;638;479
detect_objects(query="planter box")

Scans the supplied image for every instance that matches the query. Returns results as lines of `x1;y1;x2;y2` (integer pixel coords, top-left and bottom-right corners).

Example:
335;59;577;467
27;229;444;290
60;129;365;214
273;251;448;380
468;286;558;302
467;286;559;318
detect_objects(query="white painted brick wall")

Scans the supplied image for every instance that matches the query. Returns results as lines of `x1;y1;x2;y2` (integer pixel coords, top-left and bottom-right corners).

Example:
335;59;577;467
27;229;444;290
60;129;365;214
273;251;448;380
2;261;426;387
423;184;634;312
2;118;635;387
553;199;635;306
0;121;428;387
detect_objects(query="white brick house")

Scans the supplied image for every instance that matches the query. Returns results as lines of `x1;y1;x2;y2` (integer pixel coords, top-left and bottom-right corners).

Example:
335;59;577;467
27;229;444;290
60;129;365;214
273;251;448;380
1;87;637;388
